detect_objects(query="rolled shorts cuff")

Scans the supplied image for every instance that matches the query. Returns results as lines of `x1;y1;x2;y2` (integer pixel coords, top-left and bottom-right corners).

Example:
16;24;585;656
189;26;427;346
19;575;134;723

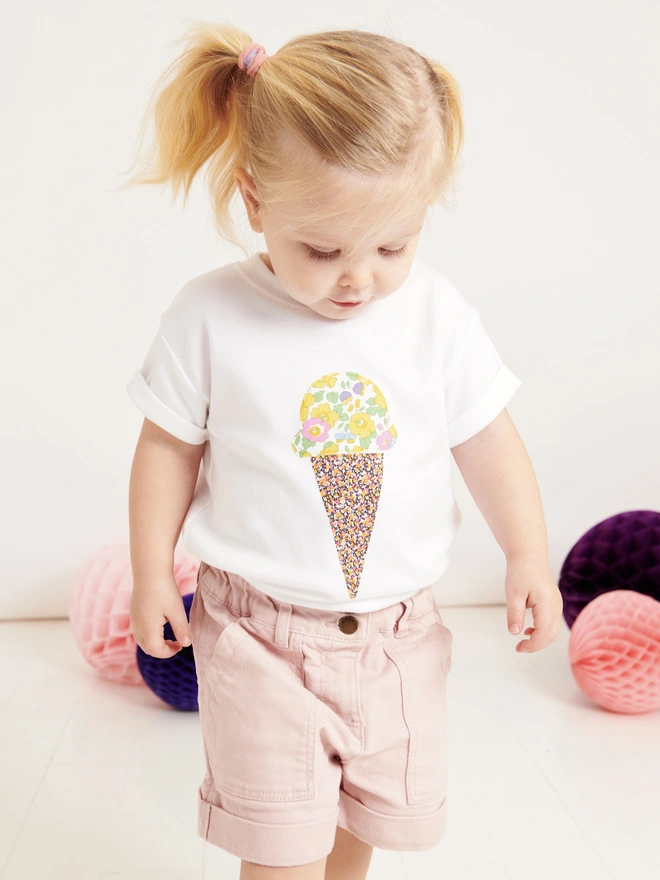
337;789;447;851
197;788;340;868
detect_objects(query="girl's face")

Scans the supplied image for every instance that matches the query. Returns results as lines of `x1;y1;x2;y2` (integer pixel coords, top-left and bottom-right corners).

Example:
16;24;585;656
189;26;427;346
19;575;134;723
234;168;427;320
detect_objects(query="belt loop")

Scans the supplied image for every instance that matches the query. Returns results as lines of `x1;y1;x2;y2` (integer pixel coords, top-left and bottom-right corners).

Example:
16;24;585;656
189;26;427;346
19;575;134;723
394;597;413;638
274;601;293;648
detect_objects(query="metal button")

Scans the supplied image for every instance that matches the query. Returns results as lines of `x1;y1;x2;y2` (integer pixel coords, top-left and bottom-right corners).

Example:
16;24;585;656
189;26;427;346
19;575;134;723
338;614;359;635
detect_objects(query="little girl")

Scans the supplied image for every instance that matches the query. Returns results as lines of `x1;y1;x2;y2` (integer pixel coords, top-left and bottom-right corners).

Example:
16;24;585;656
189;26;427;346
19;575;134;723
126;22;563;880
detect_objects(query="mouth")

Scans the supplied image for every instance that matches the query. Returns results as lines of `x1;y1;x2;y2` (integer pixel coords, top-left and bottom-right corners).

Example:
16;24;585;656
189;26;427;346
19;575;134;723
330;299;367;309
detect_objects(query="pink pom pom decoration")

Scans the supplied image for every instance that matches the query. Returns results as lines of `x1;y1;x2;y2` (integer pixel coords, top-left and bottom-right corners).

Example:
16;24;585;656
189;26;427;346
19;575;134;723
68;541;200;685
568;589;660;714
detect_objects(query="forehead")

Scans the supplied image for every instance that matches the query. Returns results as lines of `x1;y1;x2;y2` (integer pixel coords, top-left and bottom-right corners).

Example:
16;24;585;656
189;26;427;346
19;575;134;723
293;225;420;246
270;157;427;247
290;212;425;248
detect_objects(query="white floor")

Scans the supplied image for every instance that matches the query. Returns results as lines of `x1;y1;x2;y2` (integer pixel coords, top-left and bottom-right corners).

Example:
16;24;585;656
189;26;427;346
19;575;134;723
1;607;658;880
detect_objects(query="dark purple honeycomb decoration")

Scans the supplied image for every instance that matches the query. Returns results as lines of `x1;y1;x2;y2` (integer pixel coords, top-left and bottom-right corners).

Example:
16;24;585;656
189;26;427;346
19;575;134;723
136;592;199;711
559;510;660;629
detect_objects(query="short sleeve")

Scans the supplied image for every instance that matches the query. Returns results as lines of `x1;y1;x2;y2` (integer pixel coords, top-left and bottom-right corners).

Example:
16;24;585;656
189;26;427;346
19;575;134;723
444;314;522;448
126;285;210;445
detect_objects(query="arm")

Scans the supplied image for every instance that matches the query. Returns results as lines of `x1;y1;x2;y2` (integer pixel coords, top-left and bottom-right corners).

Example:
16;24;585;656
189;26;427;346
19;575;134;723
128;418;205;583
450;408;548;564
450;408;563;652
128;418;206;656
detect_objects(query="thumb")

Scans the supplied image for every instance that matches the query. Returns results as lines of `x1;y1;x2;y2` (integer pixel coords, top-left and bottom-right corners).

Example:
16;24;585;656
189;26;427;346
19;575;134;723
169;606;193;649
507;598;527;634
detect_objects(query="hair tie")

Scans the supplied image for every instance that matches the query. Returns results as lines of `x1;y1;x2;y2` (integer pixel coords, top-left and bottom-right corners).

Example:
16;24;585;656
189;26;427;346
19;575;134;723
238;43;268;78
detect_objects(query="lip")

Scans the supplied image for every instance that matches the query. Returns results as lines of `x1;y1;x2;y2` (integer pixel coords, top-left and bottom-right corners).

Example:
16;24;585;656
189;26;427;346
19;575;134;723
330;299;367;308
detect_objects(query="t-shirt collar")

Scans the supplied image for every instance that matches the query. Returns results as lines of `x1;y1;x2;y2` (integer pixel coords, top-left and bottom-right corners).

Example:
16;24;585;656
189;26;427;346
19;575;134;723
236;252;309;310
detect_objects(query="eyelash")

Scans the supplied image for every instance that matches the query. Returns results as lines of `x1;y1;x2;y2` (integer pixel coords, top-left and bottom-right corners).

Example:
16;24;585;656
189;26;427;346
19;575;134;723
304;245;408;262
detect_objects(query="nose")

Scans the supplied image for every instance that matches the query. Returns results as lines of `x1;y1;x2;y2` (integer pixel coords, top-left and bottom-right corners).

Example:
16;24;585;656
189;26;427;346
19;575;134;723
340;267;372;290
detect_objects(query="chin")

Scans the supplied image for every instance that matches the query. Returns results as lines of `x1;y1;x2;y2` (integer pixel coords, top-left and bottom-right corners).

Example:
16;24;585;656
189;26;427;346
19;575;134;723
327;309;360;320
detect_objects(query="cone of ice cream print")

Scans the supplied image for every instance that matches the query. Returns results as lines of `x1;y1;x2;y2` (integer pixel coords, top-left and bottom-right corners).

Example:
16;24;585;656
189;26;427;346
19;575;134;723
292;371;397;601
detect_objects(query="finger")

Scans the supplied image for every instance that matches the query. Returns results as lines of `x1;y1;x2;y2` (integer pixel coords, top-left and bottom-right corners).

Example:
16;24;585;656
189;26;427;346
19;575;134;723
146;618;185;657
525;603;558;647
144;637;181;658
516;629;549;653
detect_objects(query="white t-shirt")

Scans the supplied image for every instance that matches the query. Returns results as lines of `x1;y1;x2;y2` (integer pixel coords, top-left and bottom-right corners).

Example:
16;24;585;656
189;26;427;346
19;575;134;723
127;252;522;612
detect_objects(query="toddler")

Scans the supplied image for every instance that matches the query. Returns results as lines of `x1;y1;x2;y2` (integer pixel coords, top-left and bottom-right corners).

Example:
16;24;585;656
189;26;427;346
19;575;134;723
126;22;563;880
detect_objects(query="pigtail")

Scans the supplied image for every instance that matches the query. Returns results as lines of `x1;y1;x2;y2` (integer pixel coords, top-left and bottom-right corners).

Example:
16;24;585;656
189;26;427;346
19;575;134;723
119;21;253;207
424;61;464;171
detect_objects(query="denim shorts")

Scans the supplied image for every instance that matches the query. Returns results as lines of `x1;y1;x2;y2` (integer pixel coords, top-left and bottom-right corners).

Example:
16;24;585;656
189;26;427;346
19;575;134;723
189;562;453;868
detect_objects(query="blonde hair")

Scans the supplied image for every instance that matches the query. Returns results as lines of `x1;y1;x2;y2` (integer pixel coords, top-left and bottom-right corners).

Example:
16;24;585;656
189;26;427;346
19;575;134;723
120;20;464;259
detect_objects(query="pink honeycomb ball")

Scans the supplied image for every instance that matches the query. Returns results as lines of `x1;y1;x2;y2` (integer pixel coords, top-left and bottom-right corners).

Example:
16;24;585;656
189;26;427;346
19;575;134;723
568;590;660;714
68;541;200;685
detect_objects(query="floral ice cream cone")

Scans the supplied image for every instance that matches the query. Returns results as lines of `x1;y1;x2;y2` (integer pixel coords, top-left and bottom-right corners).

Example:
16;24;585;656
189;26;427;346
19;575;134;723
292;372;397;600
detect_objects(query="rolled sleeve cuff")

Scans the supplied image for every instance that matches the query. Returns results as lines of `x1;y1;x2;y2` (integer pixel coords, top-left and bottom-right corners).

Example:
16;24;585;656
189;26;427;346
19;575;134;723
446;365;522;448
126;371;209;445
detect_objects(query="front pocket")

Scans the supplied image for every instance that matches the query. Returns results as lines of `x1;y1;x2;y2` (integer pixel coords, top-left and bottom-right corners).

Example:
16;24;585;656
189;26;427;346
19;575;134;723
189;577;240;695
384;620;449;805
200;620;317;802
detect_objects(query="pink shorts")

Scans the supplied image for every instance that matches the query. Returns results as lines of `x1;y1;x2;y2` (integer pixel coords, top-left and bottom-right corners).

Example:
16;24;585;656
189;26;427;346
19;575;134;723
189;562;453;868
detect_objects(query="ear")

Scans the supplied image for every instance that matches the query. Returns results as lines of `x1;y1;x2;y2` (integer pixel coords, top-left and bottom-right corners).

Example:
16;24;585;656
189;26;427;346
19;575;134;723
233;167;264;233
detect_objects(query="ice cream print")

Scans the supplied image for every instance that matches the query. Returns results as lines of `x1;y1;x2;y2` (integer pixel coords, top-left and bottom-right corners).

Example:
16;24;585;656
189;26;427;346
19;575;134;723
291;372;398;600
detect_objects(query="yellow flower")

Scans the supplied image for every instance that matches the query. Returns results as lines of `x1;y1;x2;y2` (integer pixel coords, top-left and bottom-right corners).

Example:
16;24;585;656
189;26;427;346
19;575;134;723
389;426;397;438
312;373;338;389
373;383;388;410
349;413;375;439
310;403;339;427
320;443;339;455
300;392;317;422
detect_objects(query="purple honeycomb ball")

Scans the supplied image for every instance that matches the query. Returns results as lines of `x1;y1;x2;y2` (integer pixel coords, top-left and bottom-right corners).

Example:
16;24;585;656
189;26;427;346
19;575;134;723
559;510;660;629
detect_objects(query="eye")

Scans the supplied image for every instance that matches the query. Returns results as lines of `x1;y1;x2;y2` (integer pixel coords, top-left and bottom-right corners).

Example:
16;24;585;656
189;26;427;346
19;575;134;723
304;245;408;262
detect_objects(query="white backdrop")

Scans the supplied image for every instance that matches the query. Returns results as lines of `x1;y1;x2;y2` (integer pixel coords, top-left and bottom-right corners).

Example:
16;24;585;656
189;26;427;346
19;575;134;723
1;2;658;620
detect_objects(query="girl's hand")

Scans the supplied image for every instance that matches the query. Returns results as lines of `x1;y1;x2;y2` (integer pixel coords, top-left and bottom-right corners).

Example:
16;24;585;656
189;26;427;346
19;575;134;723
504;557;563;653
129;574;193;658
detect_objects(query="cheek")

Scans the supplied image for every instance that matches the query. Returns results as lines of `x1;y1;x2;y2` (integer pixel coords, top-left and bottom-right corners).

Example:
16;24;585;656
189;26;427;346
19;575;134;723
291;262;332;298
387;256;415;287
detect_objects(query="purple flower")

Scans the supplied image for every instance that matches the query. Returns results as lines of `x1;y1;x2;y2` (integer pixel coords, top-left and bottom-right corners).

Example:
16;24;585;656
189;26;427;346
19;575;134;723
340;391;352;401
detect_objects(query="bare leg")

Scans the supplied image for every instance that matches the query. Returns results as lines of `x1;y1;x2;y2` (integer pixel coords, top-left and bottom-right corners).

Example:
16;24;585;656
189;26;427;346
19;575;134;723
240;855;327;880
324;826;374;880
